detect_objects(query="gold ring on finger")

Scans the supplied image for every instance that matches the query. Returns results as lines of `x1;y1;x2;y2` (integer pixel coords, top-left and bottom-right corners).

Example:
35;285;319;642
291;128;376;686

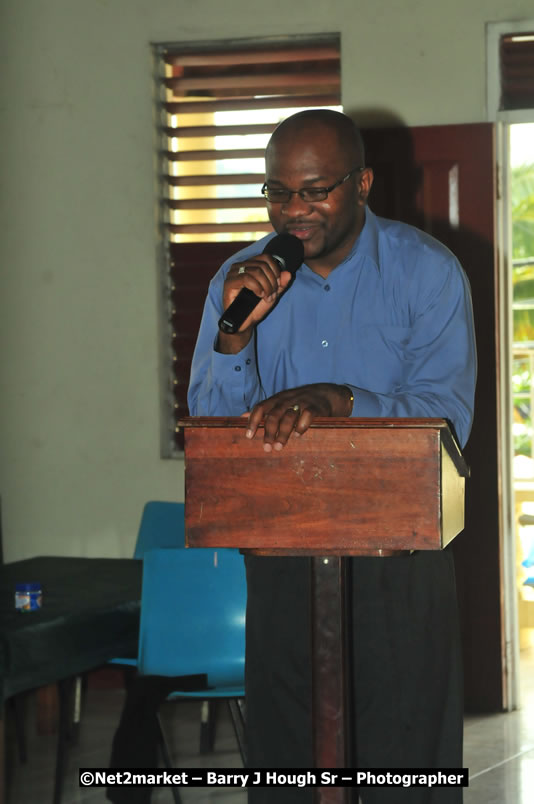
291;404;300;413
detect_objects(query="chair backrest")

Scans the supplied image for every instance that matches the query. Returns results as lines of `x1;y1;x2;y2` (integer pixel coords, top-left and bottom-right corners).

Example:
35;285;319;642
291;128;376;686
137;547;246;688
133;501;186;559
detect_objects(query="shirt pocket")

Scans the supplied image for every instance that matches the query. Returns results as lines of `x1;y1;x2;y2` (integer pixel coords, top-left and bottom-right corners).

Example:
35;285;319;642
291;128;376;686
351;325;412;392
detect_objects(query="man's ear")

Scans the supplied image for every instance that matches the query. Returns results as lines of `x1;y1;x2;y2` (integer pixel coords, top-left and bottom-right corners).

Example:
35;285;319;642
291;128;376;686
358;167;374;203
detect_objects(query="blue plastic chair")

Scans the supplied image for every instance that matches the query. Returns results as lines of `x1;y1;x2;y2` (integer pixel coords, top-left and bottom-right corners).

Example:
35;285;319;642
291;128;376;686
53;502;187;804
137;547;246;780
133;501;186;559
111;502;234;757
109;501;186;668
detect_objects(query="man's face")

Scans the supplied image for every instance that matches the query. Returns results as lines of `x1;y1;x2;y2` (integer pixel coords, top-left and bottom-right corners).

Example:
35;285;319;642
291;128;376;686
264;128;373;276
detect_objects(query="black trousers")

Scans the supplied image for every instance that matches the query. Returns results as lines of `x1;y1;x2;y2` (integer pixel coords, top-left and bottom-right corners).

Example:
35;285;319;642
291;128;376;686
245;551;463;804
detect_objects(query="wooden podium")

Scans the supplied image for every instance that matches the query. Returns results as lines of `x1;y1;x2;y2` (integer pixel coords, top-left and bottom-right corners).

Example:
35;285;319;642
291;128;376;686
180;417;468;802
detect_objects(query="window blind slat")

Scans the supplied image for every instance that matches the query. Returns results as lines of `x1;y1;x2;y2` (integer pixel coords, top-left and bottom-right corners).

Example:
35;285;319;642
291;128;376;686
168;198;264;210
163;124;277;138
164;46;340;66
167;222;273;234
165;70;339;94
166;174;265;186
164;94;340;114
164;148;266;162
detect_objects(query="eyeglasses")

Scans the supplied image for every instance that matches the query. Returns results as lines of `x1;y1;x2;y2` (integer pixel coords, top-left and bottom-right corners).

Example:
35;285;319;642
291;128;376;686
261;166;364;204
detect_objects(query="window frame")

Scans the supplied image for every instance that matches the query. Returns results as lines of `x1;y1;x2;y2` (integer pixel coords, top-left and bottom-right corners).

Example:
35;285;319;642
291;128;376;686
152;34;341;456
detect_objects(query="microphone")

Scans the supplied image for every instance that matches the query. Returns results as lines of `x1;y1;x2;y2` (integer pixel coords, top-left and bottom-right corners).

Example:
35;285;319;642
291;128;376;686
218;233;305;334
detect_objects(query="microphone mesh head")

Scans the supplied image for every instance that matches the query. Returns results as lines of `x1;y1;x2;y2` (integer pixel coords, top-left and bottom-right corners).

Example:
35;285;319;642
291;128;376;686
264;233;305;275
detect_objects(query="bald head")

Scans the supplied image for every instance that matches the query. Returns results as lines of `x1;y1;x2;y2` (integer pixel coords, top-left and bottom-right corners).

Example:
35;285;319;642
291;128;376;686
266;109;365;168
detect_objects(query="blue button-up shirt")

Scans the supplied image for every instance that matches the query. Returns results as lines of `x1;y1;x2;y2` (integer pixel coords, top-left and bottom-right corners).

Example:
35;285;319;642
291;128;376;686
188;208;477;447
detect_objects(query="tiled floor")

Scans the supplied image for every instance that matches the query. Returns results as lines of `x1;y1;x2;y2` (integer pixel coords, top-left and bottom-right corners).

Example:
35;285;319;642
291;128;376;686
462;648;534;803
5;649;534;803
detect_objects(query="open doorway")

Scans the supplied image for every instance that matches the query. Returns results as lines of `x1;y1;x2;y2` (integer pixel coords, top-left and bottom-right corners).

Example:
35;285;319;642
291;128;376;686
511;123;534;673
486;20;534;709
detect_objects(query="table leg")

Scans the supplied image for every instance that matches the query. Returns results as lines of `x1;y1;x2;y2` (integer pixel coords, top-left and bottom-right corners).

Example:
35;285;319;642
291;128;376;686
311;556;353;804
36;684;59;735
0;711;5;804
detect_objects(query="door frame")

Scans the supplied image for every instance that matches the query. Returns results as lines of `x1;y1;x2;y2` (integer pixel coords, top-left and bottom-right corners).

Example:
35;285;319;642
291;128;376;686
487;19;534;710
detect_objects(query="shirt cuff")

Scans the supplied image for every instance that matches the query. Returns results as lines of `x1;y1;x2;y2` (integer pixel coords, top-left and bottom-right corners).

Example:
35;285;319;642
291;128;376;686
344;385;382;418
211;337;258;411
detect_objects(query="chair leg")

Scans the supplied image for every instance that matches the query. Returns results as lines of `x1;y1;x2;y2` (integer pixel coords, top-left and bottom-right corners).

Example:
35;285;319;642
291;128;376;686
227;698;247;766
67;676;83;746
156;713;182;804
9;694;27;763
53;677;75;804
199;700;218;754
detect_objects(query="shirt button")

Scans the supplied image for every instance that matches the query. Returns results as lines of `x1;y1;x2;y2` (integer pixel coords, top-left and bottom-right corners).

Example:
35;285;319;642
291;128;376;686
324;284;330;292
246;358;251;365
322;340;328;348
234;365;241;372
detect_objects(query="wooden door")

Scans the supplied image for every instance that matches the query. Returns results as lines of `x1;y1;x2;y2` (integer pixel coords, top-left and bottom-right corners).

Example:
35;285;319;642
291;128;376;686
363;123;503;712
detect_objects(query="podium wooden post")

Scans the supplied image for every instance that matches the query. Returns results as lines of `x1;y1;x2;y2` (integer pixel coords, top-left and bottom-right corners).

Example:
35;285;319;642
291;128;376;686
180;417;468;803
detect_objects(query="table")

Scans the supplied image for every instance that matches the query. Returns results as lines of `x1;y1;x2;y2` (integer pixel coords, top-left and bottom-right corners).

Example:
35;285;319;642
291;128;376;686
1;556;142;702
0;556;142;802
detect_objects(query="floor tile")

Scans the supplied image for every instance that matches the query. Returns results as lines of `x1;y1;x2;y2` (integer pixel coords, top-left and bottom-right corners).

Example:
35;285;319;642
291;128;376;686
5;649;534;803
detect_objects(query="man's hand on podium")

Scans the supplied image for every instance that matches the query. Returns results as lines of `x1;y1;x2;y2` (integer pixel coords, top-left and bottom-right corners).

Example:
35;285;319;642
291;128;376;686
245;383;354;453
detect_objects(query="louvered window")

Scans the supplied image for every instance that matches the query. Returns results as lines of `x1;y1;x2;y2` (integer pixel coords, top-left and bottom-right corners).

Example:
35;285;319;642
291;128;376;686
500;33;534;110
153;36;341;453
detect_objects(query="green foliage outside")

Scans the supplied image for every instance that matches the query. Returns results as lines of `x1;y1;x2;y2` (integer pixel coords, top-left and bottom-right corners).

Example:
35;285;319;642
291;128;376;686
512;159;534;464
512;162;534;261
512;161;534;342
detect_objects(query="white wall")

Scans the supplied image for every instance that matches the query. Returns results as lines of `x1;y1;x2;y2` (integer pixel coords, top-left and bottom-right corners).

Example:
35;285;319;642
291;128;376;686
0;0;532;560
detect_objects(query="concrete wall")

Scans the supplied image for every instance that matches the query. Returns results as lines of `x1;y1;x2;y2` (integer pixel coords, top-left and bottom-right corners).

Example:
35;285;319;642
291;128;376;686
1;0;532;560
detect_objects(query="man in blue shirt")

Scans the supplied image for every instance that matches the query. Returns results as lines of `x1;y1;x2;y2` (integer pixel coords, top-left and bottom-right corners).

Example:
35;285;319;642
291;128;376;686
188;110;476;802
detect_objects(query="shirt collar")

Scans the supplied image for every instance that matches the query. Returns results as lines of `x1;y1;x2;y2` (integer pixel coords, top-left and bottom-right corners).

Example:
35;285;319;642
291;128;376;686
346;206;381;273
298;206;381;279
